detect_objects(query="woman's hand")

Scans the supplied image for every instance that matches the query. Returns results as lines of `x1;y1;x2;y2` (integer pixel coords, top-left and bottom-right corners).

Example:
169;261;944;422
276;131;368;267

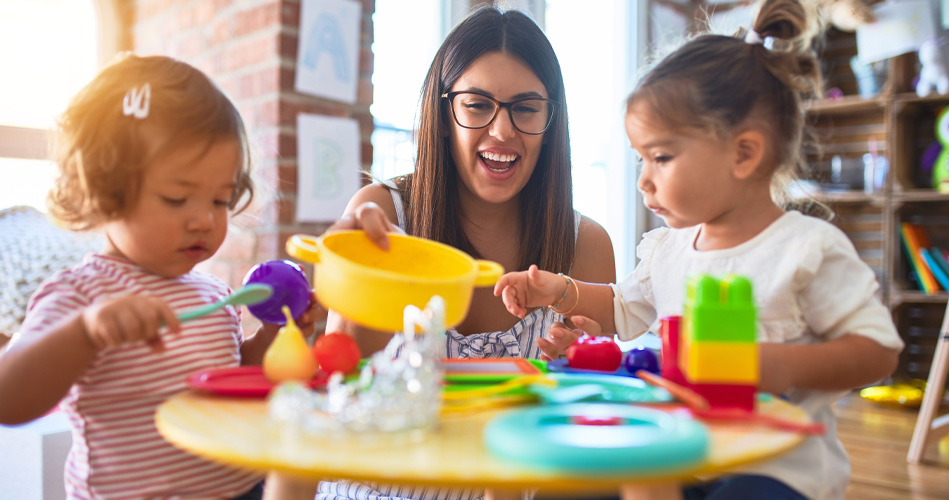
329;201;404;250
494;265;564;318
536;315;603;361
80;295;179;352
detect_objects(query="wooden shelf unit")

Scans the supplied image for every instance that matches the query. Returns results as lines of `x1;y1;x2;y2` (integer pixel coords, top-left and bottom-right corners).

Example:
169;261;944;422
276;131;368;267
808;29;949;382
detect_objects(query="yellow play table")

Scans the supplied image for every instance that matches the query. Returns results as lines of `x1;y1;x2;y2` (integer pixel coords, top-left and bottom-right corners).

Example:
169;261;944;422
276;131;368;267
156;391;811;500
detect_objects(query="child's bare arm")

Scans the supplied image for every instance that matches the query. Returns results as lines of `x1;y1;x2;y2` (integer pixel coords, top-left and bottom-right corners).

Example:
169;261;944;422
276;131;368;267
0;295;178;424
758;334;900;395
495;265;618;332
0;314;95;424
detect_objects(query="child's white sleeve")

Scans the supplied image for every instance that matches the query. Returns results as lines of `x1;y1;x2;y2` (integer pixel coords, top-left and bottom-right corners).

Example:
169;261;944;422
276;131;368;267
611;279;654;341
609;228;666;341
795;227;904;350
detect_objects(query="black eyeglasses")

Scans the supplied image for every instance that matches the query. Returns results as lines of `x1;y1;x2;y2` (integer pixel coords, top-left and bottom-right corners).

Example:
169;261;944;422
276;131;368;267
441;91;557;135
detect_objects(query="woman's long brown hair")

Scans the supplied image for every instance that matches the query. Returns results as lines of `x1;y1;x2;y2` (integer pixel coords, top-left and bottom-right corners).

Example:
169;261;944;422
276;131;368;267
396;6;575;274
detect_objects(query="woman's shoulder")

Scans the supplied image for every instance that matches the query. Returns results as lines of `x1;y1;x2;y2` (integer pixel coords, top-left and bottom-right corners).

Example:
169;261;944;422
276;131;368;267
573;215;616;284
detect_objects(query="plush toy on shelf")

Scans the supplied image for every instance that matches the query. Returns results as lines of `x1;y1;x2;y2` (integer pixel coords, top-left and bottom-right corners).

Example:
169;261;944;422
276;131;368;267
933;106;949;193
917;38;949;98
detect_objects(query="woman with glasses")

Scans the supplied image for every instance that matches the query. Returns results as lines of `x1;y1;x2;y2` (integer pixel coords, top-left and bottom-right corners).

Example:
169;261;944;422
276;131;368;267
322;4;616;376
317;11;612;499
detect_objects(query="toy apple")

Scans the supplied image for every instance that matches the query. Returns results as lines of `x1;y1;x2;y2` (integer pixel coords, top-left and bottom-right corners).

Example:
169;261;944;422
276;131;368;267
263;306;318;383
566;334;622;371
623;346;660;375
312;331;361;375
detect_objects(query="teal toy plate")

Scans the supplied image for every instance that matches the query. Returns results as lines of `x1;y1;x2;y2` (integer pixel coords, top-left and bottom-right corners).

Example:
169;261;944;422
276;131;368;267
484;403;708;473
531;373;673;404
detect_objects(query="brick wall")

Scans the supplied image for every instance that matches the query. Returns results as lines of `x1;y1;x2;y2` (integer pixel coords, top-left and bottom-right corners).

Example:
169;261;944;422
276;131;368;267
130;0;375;328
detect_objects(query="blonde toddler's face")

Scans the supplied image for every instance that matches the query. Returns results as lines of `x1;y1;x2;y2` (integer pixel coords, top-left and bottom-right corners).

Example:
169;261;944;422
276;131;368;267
102;139;240;277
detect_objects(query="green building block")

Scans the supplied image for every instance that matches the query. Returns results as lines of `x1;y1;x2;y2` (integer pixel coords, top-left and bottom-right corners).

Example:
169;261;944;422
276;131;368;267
684;274;756;343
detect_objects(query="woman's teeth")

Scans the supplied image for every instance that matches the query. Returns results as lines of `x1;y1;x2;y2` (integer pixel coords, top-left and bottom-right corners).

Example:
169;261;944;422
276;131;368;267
479;152;518;172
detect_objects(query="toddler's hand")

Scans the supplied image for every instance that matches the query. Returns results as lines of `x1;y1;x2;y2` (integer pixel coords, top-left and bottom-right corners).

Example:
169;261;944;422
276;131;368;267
258;291;326;340
329;201;404;250
536;315;603;361
81;295;179;352
493;265;562;318
294;291;326;338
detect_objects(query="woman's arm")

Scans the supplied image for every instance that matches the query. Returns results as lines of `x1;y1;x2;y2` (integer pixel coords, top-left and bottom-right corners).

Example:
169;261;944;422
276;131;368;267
323;184;404;356
758;334;900;395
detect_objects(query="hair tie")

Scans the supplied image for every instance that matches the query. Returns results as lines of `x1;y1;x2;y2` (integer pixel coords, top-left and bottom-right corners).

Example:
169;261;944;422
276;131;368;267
743;29;776;50
744;29;764;45
122;83;151;119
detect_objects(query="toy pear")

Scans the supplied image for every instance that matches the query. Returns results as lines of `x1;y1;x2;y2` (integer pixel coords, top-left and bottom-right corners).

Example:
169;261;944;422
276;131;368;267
263;306;318;383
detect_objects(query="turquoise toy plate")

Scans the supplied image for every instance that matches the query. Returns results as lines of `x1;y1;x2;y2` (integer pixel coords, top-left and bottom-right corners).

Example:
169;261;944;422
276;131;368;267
530;373;673;404
484;403;708;473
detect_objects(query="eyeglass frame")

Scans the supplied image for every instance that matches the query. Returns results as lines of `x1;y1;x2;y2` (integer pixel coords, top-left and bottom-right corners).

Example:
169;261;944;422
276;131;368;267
440;91;558;135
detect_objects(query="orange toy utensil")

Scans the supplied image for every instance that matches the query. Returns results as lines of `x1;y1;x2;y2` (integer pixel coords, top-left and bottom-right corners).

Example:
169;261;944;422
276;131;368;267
636;370;825;435
636;370;710;413
696;408;826;435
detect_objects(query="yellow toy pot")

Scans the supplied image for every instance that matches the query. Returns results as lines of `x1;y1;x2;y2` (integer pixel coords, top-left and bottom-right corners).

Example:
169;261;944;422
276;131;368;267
286;231;504;331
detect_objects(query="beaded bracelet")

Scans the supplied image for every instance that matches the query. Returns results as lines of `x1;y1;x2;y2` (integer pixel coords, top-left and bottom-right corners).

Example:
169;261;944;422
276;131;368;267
548;273;570;310
548;273;580;316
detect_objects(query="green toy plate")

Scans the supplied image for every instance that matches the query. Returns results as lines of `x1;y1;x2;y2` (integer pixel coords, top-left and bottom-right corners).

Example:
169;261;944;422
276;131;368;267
484;403;708;473
443;358;544;384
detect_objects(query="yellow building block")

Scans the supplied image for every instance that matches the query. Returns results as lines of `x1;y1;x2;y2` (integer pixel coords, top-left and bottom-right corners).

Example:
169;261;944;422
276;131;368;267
684;340;758;384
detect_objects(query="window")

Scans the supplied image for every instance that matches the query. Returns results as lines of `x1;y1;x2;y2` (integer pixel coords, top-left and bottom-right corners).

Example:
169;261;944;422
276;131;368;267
370;0;444;180
544;1;645;279
0;0;99;212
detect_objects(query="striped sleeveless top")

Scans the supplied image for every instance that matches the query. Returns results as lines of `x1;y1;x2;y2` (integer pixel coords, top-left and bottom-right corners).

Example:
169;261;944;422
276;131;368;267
316;185;580;500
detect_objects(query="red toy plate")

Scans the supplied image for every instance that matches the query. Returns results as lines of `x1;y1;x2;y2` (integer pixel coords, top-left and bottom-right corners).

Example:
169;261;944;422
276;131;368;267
187;366;329;398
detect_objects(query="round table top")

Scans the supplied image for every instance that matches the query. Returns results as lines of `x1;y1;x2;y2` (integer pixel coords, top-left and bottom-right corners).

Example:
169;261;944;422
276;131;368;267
156;391;811;493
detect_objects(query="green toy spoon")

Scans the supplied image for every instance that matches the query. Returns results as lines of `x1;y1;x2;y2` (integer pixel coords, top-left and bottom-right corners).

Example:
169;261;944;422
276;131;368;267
177;284;274;322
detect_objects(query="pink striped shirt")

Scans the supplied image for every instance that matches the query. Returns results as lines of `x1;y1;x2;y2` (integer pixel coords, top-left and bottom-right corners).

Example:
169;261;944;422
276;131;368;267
20;254;262;500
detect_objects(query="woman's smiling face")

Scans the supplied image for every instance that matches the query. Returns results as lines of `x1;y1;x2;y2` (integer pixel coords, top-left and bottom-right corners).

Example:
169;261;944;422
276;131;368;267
446;51;548;205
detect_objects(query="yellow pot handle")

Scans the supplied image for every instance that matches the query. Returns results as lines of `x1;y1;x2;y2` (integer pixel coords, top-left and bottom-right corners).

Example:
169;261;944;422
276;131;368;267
286;234;322;264
473;260;504;286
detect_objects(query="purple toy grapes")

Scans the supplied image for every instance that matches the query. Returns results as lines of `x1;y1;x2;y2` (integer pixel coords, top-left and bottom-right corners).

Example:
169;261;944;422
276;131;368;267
242;260;311;325
623;346;660;375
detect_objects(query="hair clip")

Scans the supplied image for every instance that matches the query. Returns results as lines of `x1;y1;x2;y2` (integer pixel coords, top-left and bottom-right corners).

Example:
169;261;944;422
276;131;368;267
122;83;151;119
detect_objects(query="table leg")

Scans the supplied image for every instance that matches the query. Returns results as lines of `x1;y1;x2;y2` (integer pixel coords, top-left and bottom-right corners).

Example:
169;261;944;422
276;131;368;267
619;482;683;500
262;471;318;500
907;309;949;464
